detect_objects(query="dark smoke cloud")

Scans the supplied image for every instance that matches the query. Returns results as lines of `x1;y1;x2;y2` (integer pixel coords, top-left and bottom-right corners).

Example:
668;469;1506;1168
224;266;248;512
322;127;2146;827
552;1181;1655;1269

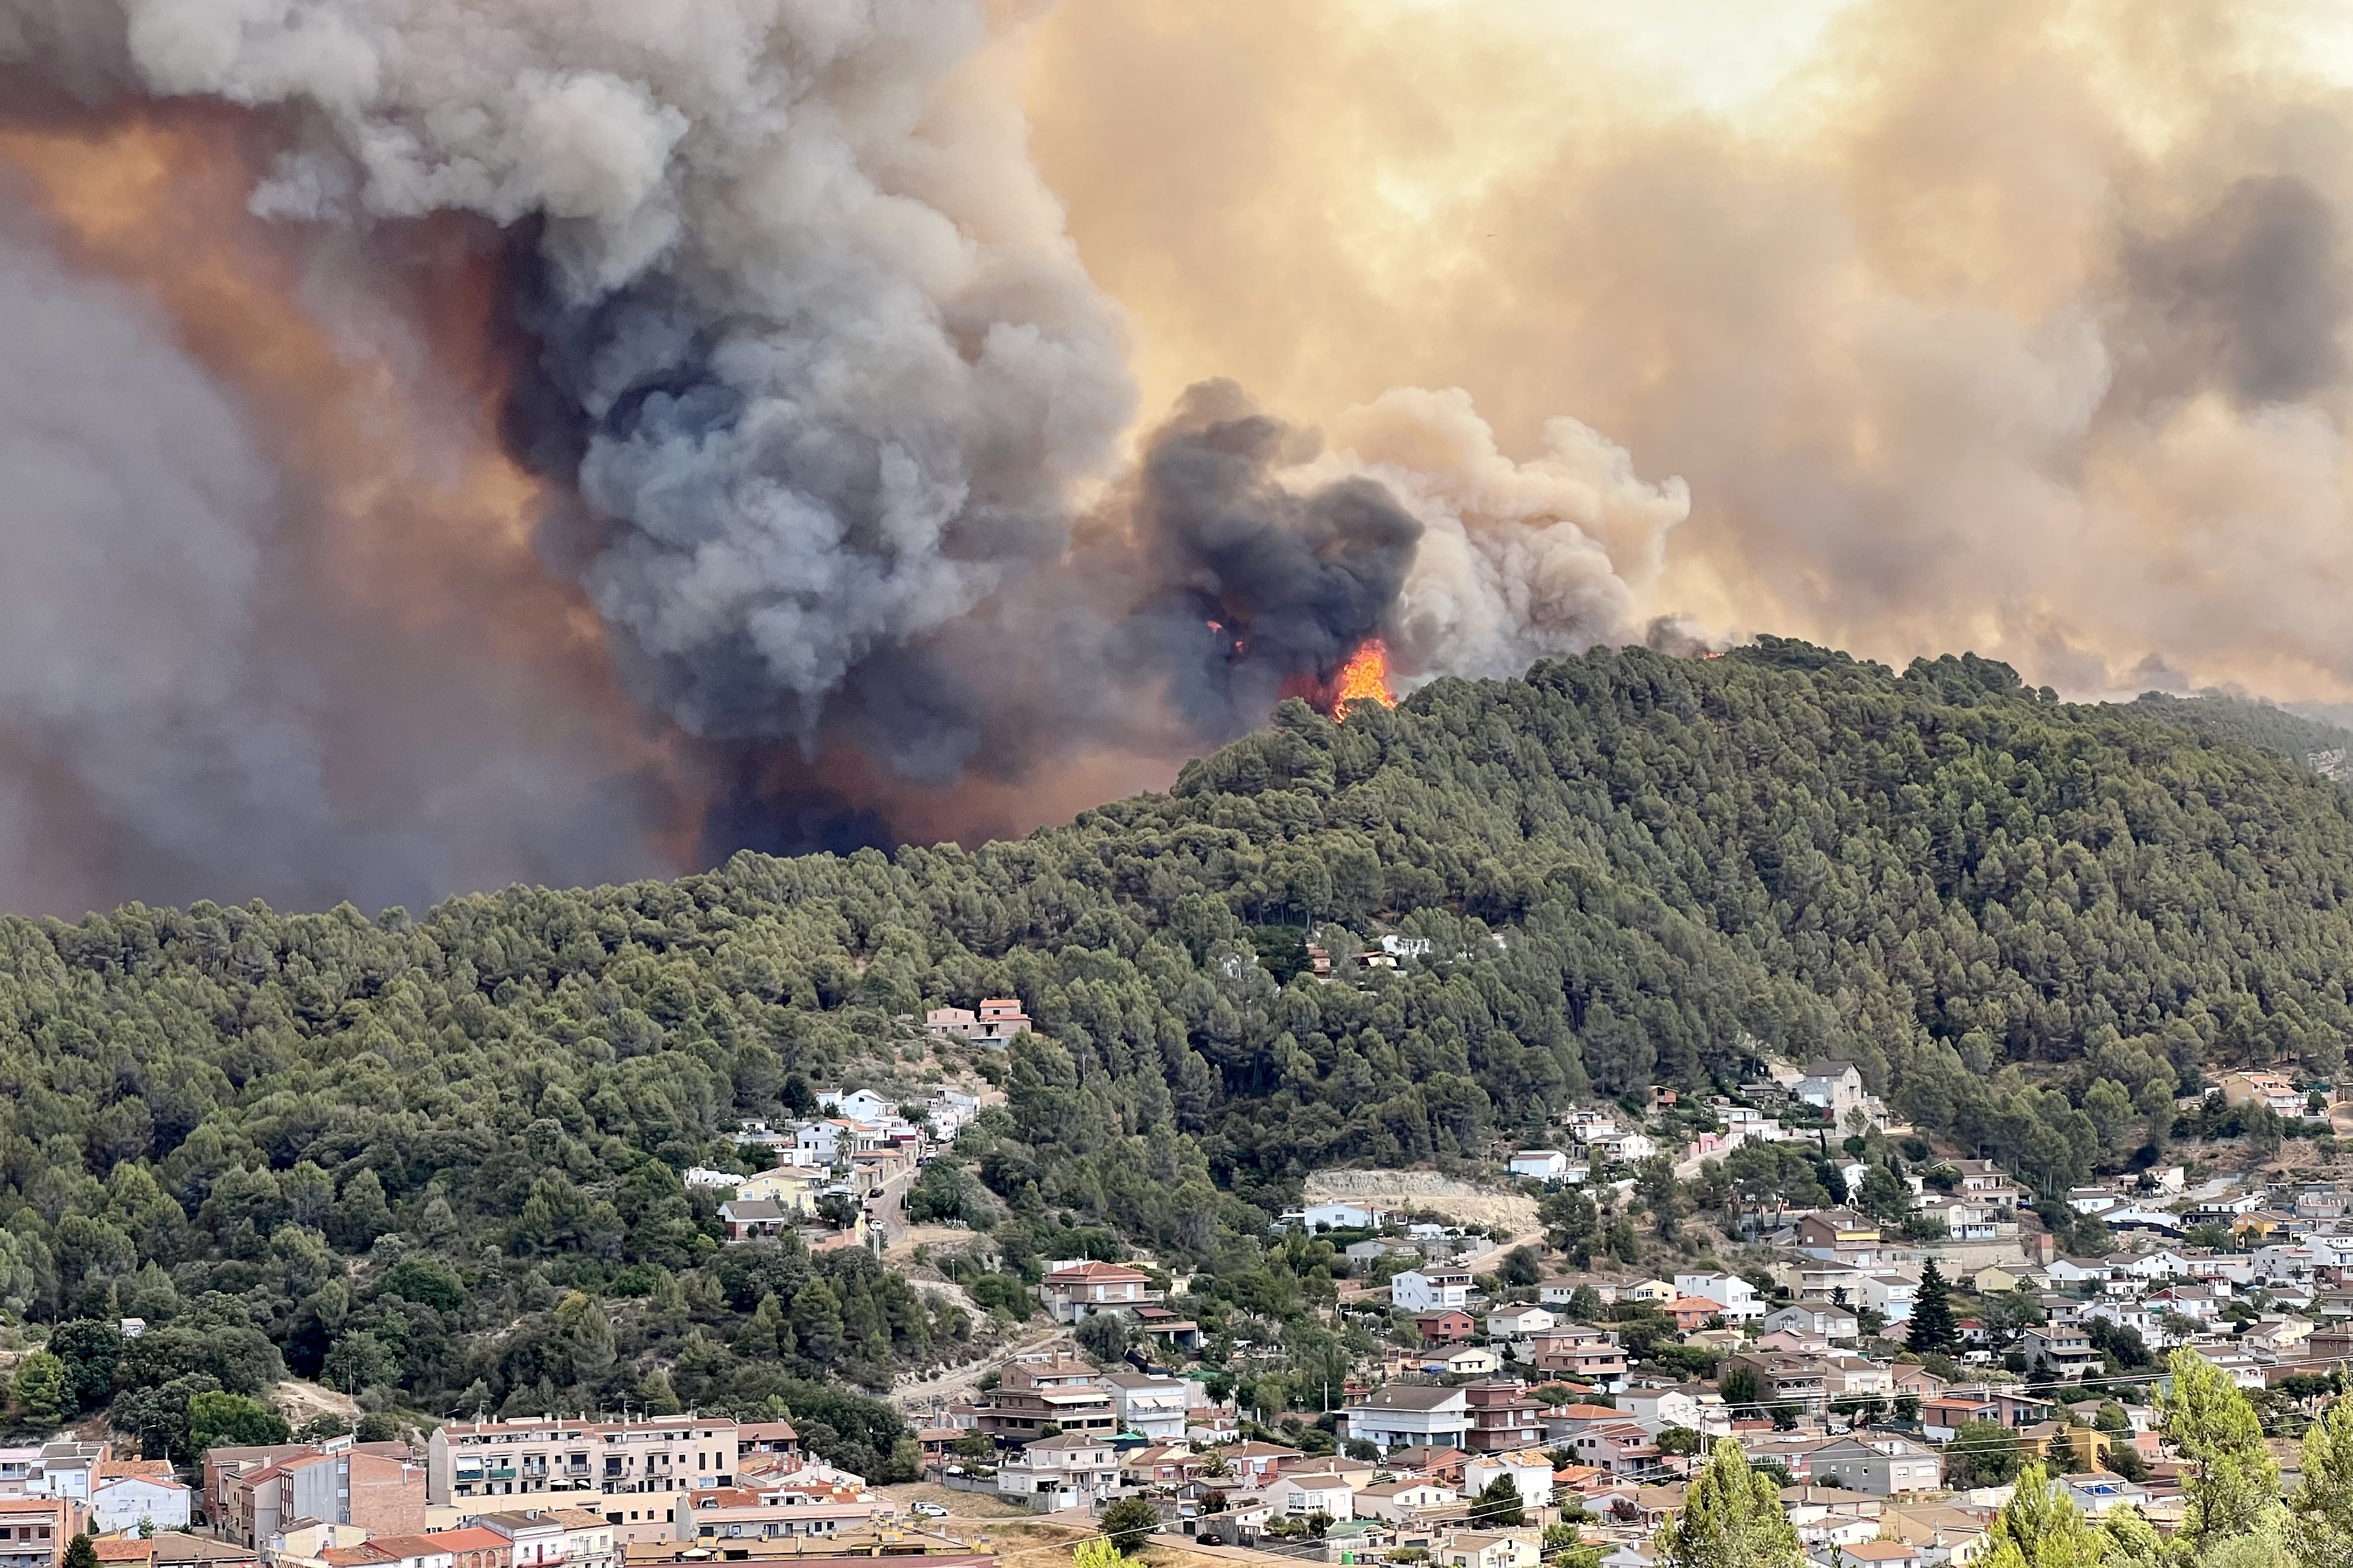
2120;175;2349;408
0;0;1681;906
0;194;673;914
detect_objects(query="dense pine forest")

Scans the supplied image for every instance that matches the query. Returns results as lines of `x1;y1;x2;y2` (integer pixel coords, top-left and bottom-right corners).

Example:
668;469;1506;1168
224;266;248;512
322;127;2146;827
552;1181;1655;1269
5;638;2353;1445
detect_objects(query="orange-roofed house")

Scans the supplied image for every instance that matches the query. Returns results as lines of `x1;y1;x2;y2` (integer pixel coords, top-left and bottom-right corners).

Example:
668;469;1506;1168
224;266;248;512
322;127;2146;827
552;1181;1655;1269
92;1541;154;1568
421;1526;513;1568
1036;1261;1160;1324
1664;1298;1721;1332
91;1458;191;1535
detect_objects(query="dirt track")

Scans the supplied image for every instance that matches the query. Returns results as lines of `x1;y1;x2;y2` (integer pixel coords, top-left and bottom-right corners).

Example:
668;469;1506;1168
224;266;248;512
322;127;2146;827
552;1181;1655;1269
1303;1169;1540;1233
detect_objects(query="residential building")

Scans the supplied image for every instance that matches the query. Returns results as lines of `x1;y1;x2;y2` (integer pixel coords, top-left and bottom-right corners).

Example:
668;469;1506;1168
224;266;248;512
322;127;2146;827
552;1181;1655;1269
1352;1480;1459;1524
716;1199;789;1241
1538;1276;1631;1307
1794;1211;1881;1258
1882;1503;1992;1567
480;1508;617;1568
1418;1311;1477;1345
1439;1532;1541;1568
672;1471;882;1543
1439;1347;1502;1378
1723;1353;1828;1416
1616;1386;1725;1435
2020;1327;2101;1382
1762;1304;1857;1340
1794;1063;1866;1118
0;1499;82;1568
1274;1473;1355;1521
735;1423;799;1465
1673;1273;1764;1322
995;1436;1118;1510
427;1416;738;1543
2219;1071;2305;1118
89;1461;191;1534
1508;1152;1573;1181
226;1445;426;1549
1341;1386;1471;1452
1486;1305;1556;1339
1462;1382;1545;1454
1103;1373;1190;1442
1518;1327;1628;1386
1460;1451;1557;1511
1810;1437;1942;1496
1825;1356;1895;1402
1393;1269;1476;1314
923;1007;979;1041
972;1355;1115;1443
1947;1161;2026;1210
1569;1424;1659;1476
1595;1132;1657;1162
1036;1261;1159;1323
1858;1273;1919;1325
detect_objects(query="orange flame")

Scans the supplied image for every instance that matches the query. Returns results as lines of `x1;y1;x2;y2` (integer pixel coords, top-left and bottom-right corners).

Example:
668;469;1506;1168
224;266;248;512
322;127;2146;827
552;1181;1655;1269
1330;638;1396;720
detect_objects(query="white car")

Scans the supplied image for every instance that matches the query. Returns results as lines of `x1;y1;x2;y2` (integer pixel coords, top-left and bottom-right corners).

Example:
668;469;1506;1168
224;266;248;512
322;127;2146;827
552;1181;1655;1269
912;1502;950;1518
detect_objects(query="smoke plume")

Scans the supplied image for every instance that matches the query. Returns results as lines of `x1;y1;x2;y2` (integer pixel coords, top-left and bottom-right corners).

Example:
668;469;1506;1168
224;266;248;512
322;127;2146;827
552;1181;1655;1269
0;0;1678;910
1020;0;2353;704
27;0;2353;912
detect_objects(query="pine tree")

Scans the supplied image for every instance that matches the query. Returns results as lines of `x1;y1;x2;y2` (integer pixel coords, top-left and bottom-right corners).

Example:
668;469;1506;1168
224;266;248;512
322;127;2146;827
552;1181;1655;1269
1659;1440;1804;1568
1907;1259;1960;1356
2289;1396;2353;1568
1980;1464;2106;1568
2163;1347;2280;1545
62;1535;97;1568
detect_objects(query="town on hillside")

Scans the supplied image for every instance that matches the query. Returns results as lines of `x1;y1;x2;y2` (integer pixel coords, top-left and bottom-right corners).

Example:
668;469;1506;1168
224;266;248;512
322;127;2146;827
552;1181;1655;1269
876;1053;2353;1568
4;1053;2349;1568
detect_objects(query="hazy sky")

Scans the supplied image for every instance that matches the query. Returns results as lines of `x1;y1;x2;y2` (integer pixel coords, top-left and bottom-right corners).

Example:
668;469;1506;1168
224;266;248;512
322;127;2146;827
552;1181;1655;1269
1023;0;2353;704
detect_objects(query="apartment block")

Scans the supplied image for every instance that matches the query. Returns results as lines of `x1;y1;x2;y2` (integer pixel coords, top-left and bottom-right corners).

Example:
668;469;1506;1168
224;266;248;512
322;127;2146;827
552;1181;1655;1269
427;1417;740;1546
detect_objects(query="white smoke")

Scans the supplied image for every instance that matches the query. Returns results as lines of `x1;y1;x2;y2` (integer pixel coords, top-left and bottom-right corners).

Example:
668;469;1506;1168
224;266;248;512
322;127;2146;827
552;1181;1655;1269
1296;386;1691;682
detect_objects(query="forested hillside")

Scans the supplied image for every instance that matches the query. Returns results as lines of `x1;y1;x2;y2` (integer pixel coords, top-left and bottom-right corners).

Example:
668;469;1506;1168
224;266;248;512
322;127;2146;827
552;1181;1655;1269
5;638;2353;1437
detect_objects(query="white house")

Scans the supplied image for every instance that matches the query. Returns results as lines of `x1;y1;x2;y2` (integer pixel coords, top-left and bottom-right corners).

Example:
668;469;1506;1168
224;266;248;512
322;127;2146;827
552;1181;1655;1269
1353;1480;1459;1524
1104;1373;1192;1441
1615;1385;1728;1435
1275;1473;1357;1520
1596;1132;1657;1162
1673;1273;1765;1322
1486;1305;1557;1338
1857;1273;1918;1324
1303;1202;1396;1231
1510;1151;1573;1181
1341;1385;1470;1451
89;1464;191;1534
996;1434;1120;1509
1763;1304;1859;1339
818;1088;895;1121
1392;1269;1474;1314
1460;1451;1557;1510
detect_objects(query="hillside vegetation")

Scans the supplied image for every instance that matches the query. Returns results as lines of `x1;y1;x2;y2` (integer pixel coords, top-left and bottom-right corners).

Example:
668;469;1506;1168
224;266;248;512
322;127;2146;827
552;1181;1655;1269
4;639;2353;1431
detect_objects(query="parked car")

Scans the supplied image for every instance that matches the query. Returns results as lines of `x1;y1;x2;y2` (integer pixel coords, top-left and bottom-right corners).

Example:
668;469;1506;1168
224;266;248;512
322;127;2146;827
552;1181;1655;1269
913;1501;950;1518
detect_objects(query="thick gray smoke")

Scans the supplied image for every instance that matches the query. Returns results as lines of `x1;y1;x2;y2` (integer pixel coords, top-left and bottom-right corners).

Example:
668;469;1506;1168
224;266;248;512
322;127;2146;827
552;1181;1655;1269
0;198;670;914
0;0;1681;906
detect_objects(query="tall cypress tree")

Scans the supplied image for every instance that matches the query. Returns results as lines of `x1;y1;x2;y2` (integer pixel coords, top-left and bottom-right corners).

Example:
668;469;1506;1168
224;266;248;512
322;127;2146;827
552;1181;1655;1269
1908;1258;1960;1356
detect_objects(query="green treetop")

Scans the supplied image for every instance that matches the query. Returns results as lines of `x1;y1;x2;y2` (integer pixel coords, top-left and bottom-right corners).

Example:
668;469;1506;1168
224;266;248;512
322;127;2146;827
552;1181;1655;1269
1659;1439;1804;1568
2163;1349;2279;1547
